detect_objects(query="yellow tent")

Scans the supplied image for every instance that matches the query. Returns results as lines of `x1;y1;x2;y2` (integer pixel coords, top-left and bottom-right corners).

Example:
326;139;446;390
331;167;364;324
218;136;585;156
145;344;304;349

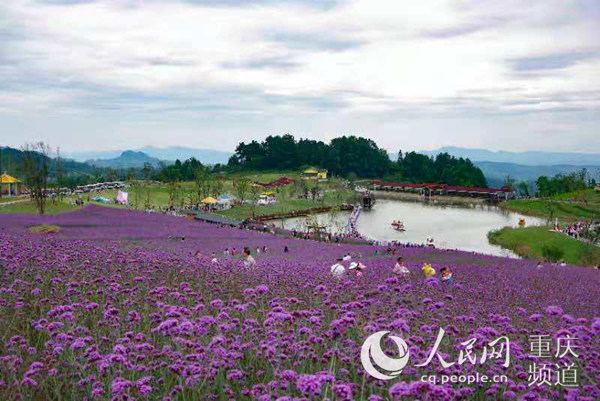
0;173;20;196
301;168;319;180
201;197;218;204
0;173;19;184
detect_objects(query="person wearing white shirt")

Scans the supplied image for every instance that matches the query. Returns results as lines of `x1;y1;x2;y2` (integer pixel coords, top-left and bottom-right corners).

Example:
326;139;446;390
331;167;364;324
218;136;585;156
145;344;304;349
330;258;346;278
393;256;410;275
243;247;256;268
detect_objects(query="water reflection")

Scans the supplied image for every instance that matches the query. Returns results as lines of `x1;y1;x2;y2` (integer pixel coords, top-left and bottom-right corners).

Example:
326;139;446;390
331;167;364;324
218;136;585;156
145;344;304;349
280;199;547;257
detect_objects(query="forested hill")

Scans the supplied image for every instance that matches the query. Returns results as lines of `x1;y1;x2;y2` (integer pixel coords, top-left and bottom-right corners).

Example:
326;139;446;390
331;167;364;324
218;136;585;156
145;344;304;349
227;135;487;187
0;146;96;179
87;151;164;169
0;146;137;186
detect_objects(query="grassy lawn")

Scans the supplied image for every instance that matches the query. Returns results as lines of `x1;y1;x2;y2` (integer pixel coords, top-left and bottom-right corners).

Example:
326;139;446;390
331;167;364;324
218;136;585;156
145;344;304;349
29;224;61;233
501;190;600;222
69;185;173;210
52;172;356;220
0;201;78;214
488;226;600;266
0;172;355;219
216;190;355;220
553;189;600;204
0;196;27;204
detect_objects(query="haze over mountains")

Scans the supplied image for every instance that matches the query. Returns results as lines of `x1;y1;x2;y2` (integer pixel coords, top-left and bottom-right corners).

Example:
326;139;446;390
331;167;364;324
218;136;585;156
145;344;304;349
421;147;600;166
66;147;232;166
65;145;599;187
421;147;600;187
86;151;165;169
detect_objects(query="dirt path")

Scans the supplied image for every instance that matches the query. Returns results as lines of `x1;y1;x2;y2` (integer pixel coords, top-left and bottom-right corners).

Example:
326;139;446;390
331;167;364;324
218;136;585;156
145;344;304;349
0;197;28;206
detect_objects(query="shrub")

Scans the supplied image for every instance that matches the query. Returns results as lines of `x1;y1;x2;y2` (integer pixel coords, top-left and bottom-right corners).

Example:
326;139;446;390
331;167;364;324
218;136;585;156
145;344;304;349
28;224;60;234
487;228;503;242
515;244;531;256
541;244;564;262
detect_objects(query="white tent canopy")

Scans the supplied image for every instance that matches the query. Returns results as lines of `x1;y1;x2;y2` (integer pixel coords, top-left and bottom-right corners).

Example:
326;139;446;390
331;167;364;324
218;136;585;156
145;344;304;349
116;190;128;205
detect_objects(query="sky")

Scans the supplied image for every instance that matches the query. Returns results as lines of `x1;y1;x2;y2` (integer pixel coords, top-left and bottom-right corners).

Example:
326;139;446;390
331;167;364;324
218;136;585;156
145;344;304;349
0;0;599;154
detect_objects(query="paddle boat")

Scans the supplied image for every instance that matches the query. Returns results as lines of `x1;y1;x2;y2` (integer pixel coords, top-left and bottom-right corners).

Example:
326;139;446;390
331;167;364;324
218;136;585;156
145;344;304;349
426;236;435;248
391;220;406;231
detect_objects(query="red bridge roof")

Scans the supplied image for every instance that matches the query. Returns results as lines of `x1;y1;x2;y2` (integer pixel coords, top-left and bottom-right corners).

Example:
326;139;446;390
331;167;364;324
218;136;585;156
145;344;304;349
372;180;513;194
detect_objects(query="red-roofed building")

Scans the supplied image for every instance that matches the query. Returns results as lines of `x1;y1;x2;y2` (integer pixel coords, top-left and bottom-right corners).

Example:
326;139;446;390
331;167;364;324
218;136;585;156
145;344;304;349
257;176;296;188
370;180;515;199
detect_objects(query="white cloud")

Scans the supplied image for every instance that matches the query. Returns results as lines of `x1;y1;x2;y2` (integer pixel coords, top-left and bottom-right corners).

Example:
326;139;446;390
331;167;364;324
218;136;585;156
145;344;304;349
0;0;598;152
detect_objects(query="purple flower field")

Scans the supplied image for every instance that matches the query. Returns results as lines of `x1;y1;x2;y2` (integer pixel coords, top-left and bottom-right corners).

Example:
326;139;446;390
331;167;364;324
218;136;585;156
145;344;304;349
1;205;599;400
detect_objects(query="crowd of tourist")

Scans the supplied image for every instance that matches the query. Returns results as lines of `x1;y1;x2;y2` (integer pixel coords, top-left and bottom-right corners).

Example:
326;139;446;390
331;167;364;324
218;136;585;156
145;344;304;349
287;228;369;242
329;252;455;283
194;245;269;268
562;219;599;241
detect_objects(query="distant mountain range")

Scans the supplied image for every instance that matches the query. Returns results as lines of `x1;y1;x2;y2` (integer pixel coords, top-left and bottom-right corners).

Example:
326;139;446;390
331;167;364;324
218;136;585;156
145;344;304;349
474;161;600;187
86;151;165;169
60;145;600;186
418;147;600;186
66;146;232;165
420;146;600;166
0;146;96;178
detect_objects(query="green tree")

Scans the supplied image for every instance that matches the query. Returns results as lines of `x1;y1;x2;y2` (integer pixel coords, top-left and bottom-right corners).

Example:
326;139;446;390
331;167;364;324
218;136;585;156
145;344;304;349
21;142;51;215
517;181;530;197
194;169;211;204
216;134;487;185
167;181;180;208
235;177;250;202
142;162;153;181
249;184;261;219
503;175;516;189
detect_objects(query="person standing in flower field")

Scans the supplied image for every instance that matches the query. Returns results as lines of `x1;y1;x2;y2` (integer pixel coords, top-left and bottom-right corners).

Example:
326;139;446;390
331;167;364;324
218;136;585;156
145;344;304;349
441;267;454;283
242;247;256;268
422;263;436;278
393;256;410;276
330;258;345;278
349;261;366;277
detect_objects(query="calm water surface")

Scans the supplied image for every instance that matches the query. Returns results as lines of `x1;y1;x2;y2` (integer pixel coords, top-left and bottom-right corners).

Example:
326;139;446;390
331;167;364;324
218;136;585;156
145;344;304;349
280;199;547;257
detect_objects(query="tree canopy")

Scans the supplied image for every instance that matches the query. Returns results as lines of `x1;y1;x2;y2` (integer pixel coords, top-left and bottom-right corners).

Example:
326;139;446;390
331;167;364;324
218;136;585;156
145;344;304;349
391;151;487;187
227;135;487;187
535;169;593;197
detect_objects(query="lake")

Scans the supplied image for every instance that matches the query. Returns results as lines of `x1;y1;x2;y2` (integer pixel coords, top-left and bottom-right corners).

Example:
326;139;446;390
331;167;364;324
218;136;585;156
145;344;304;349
279;199;547;257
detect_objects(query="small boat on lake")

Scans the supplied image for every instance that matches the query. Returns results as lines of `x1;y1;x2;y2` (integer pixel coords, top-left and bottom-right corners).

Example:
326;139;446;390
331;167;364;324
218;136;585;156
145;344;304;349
391;220;406;231
426;236;435;247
